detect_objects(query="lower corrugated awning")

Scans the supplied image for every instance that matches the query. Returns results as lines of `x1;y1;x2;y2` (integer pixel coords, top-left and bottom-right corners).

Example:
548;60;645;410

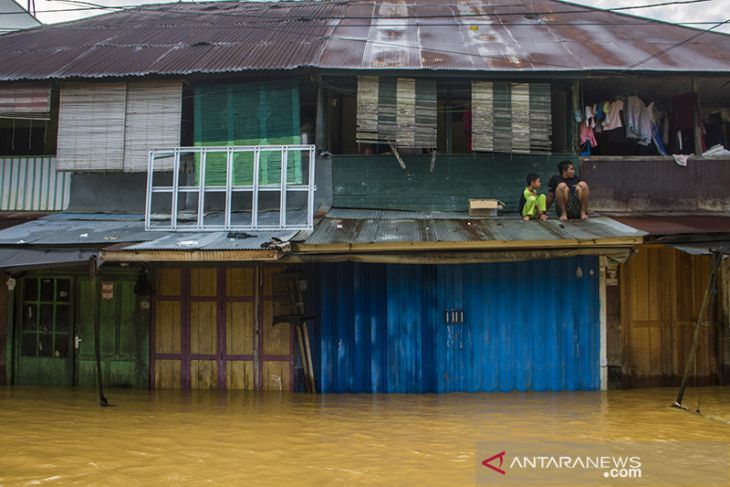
281;247;633;264
292;209;645;263
669;242;730;255
0;248;96;270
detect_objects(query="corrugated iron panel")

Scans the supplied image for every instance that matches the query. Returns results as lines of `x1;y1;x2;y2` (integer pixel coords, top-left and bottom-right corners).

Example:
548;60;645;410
316;258;600;392
0;157;71;211
0;213;296;249
303;211;645;246
610;215;730;236
1;0;730;81
125;231;297;250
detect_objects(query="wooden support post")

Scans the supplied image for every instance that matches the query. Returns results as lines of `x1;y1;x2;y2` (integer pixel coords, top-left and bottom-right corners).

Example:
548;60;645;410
571;80;581;154
5;273;15;386
599;256;608;391
315;83;327;152
302;322;316;393
253;266;261;391
89;258;108;406
692;79;703;156
296;324;310;393
674;253;722;409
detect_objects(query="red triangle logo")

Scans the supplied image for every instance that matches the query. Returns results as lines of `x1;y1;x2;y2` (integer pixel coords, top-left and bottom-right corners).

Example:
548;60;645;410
482;450;507;475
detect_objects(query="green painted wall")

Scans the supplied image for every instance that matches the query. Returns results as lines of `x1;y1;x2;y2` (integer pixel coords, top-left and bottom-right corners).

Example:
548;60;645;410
12;269;149;388
78;278;149;389
332;153;577;212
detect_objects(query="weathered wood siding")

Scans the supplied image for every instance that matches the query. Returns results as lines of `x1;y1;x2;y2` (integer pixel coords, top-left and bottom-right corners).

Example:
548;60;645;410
152;266;293;391
0;271;7;385
620;246;720;387
332;154;574;212
77;277;149;389
580;157;730;212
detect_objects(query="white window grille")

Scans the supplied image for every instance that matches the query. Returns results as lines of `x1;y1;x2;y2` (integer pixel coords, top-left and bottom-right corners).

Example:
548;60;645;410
145;145;316;232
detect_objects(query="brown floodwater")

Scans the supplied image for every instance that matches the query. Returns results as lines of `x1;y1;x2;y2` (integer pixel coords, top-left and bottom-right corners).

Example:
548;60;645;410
1;386;729;486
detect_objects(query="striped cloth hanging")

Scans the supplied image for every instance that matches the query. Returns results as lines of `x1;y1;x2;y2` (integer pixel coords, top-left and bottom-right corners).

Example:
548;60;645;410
472;81;552;154
356;76;437;148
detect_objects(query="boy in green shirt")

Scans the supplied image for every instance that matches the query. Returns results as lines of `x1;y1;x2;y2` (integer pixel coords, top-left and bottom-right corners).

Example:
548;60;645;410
520;173;548;222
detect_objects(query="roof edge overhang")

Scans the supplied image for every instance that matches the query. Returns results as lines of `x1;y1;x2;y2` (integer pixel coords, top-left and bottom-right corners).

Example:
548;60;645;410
3;68;730;84
293;236;643;254
100;248;282;262
280;247;634;265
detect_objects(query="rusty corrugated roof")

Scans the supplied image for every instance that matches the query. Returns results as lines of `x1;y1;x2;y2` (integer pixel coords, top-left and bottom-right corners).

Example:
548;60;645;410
298;209;644;250
610;214;730;236
1;0;730;81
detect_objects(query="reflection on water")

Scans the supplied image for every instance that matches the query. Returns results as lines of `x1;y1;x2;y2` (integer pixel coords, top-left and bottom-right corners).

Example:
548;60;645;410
1;387;729;486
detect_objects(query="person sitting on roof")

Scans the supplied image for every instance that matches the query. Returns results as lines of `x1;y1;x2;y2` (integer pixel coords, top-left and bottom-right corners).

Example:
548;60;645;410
546;160;590;222
519;173;548;222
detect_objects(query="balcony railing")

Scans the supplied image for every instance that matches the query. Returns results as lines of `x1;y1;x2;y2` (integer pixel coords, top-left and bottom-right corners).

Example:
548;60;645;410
145;145;316;232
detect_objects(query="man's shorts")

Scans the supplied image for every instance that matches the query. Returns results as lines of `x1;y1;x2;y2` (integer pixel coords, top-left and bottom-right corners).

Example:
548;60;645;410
555;185;581;219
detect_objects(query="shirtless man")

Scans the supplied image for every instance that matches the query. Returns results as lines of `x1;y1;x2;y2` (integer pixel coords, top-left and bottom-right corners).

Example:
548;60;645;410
546;160;590;222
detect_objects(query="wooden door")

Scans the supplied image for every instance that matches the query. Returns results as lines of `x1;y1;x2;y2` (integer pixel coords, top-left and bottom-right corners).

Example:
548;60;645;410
77;278;146;388
15;277;74;386
621;246;718;386
152;266;292;391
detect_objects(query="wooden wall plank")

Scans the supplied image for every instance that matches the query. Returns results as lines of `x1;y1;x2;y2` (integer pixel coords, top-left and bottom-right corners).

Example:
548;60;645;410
227;268;255;297
191;268;217;297
155;359;181;389
154;301;181;354
190;359;217;390
157;269;181;295
226;361;254;390
227;302;254;355
262;361;292;391
190;302;216;355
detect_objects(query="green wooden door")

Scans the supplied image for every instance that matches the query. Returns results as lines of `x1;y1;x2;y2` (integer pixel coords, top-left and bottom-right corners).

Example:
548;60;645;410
77;278;147;388
15;277;74;386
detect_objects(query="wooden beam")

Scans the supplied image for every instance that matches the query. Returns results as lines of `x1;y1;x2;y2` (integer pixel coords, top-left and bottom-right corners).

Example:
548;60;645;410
599;256;608;390
100;250;281;262
692;78;703;156
571;79;581;154
293;236;643;254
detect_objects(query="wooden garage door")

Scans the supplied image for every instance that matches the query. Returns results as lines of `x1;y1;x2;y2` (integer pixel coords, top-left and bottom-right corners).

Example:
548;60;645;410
152;266;292;391
621;246;718;387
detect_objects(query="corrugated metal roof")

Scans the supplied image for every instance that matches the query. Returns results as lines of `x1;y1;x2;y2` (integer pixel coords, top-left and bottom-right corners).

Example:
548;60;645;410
0;157;72;211
0;248;95;269
124;230;298;250
301;209;644;247
1;0;729;81
0;213;297;249
609;214;730;236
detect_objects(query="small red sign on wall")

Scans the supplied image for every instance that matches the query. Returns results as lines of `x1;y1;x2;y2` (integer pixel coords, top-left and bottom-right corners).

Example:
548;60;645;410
101;282;113;300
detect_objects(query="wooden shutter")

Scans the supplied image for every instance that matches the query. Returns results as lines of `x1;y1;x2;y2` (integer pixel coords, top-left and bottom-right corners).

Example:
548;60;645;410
193;82;301;185
471;81;552;153
356;76;437;148
0;84;51;118
57;83;127;171
124;80;182;172
472;81;494;152
356;76;379;144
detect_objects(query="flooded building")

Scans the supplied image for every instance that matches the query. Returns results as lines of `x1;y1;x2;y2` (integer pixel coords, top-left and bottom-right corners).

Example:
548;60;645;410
0;0;729;393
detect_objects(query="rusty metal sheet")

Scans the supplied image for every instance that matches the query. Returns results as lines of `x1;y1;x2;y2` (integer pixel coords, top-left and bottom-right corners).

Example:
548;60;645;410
302;209;645;247
610;214;730;236
1;0;730;81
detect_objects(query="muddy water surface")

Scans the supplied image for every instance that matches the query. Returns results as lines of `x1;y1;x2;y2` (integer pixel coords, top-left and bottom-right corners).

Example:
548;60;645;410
1;387;729;486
